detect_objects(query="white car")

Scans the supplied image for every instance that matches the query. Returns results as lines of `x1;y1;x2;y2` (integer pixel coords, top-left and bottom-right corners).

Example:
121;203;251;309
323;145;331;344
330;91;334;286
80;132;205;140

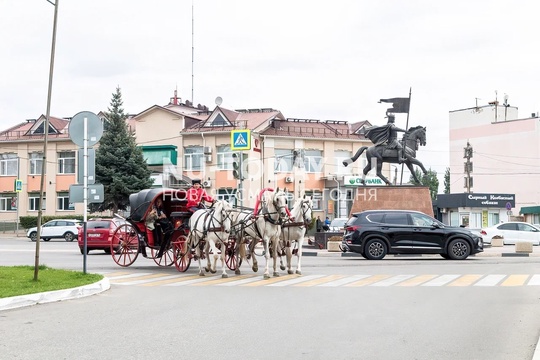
27;219;82;242
329;217;349;232
480;222;540;245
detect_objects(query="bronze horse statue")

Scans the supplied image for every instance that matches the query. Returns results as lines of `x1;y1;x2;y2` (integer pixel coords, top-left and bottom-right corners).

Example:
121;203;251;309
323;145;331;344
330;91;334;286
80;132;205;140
343;126;428;185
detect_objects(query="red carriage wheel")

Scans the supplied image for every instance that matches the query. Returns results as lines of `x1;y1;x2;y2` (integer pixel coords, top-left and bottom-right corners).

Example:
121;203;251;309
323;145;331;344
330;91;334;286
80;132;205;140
150;244;175;267
111;224;139;267
224;238;242;271
173;235;191;272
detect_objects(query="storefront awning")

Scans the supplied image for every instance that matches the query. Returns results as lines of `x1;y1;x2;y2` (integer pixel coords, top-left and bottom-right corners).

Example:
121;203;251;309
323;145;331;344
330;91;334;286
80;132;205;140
520;205;540;215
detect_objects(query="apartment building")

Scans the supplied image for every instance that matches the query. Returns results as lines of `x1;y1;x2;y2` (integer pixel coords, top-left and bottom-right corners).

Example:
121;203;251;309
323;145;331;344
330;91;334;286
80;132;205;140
441;100;540;226
1;93;390;222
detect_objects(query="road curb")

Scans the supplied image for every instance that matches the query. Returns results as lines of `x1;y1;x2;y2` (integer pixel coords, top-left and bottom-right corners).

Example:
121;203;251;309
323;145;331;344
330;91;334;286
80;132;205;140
0;277;110;312
301;250;540;258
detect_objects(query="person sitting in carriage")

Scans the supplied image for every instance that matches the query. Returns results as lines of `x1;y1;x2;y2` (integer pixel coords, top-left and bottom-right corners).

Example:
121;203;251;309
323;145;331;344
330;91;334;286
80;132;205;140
150;197;174;258
186;179;215;213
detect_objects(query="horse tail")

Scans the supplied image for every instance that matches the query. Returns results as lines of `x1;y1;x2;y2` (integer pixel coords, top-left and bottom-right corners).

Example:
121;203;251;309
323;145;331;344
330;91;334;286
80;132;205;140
343;146;368;167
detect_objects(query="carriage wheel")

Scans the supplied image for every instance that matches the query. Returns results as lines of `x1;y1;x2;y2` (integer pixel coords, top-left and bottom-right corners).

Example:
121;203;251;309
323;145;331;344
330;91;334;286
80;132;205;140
173;235;191;272
150;244;175;267
225;239;241;271
111;224;139;267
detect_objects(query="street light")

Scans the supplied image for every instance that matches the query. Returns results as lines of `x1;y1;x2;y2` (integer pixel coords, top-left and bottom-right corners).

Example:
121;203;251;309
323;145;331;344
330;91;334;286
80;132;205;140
391;165;398;185
35;0;59;280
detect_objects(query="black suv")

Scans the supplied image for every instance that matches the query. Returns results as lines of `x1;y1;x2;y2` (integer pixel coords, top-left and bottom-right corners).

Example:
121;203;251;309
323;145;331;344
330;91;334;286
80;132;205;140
341;210;483;260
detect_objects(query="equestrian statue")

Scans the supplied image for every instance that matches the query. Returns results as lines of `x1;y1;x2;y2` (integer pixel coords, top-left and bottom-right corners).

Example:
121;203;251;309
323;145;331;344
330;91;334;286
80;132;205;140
343;114;429;185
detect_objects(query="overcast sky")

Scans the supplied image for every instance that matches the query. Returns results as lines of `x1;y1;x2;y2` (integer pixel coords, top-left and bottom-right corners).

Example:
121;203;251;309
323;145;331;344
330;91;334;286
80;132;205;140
1;0;538;182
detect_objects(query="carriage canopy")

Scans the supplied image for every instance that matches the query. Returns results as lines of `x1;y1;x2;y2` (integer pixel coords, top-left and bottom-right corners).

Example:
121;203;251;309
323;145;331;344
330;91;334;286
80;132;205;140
129;188;188;222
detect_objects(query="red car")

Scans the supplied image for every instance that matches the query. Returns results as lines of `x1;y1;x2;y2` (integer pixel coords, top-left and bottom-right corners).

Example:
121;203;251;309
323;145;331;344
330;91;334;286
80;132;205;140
78;218;127;254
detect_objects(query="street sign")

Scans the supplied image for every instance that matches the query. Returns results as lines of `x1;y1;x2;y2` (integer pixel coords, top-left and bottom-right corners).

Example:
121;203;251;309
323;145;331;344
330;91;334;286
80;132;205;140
69;184;104;204
505;202;512;210
231;129;251;151
77;148;95;184
68;111;103;147
14;179;22;192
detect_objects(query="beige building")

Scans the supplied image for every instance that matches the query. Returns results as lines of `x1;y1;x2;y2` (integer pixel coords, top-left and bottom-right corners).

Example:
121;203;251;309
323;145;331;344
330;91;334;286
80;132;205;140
0;93;392;223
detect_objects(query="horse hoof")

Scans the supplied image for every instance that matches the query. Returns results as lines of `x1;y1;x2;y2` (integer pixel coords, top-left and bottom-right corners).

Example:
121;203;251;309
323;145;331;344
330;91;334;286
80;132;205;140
235;269;241;275
295;270;302;275
252;266;258;272
273;272;280;277
210;269;216;274
199;272;205;277
263;274;270;280
287;270;294;275
222;274;228;279
204;267;210;273
280;265;286;271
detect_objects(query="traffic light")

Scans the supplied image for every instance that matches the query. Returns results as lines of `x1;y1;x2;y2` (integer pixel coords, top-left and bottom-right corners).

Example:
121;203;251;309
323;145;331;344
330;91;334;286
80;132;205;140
232;152;242;180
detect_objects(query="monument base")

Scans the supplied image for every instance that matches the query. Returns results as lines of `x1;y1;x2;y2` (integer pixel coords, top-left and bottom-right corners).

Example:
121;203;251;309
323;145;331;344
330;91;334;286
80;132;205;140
349;186;433;216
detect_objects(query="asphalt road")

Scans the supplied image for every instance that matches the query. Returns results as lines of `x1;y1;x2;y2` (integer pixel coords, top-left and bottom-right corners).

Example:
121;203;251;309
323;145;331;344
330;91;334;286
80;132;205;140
2;237;540;360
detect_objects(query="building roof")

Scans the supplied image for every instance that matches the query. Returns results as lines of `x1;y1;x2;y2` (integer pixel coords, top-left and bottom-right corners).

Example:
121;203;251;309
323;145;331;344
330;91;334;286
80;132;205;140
259;118;371;140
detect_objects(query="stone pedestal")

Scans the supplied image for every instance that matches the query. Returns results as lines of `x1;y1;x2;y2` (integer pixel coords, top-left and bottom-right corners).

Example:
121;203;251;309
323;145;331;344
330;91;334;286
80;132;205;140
327;241;342;252
349;186;433;216
515;242;533;253
491;236;504;247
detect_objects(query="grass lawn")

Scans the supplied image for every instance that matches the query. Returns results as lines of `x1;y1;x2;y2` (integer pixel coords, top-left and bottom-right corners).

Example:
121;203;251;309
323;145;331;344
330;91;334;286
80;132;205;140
0;265;103;299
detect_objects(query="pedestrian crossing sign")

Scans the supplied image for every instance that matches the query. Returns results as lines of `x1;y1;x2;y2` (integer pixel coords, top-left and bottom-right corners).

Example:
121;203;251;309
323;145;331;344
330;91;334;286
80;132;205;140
231;129;251;150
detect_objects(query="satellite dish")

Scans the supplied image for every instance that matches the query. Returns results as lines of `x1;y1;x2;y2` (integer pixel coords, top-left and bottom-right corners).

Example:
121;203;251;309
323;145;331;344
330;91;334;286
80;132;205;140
215;96;223;106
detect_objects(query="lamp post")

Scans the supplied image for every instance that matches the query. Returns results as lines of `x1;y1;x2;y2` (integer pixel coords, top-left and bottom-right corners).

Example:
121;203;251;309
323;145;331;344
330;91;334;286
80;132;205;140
391;165;398;185
34;0;59;280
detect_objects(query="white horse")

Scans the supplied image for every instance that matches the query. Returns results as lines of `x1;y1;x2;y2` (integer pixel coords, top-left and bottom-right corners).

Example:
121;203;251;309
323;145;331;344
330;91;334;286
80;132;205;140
232;188;289;279
280;195;313;275
187;199;233;278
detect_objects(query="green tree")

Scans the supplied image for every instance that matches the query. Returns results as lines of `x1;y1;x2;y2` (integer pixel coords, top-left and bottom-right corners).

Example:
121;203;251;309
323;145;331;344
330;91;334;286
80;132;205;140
409;168;439;200
93;87;153;213
444;167;450;194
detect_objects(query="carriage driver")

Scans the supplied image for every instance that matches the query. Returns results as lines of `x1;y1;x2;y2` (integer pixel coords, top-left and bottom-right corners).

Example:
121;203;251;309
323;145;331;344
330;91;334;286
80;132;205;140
186;179;215;213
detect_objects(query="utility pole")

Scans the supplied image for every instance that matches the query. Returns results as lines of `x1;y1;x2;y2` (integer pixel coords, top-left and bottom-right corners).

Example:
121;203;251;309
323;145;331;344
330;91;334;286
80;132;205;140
464;141;473;193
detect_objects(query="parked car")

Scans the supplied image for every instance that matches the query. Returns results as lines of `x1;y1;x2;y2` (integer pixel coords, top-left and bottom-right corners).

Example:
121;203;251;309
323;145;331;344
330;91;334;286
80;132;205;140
27;219;82;242
329;217;349;232
480;222;540;245
78;218;127;254
341;210;483;260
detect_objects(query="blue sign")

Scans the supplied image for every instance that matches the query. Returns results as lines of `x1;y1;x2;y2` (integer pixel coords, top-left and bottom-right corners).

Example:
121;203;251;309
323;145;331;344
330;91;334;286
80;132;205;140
14;179;22;192
231;130;251;151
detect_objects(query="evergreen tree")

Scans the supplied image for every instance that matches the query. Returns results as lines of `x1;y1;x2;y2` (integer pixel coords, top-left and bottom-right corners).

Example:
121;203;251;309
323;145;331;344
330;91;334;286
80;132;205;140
93;87;153;213
444;167;450;194
409;168;439;200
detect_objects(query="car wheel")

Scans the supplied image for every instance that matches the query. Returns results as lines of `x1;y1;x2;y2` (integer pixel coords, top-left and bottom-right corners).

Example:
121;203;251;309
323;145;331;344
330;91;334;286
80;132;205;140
64;232;75;242
447;239;471;260
43;238;50;242
440;254;450;259
80;247;90;254
364;238;387;260
30;232;38;241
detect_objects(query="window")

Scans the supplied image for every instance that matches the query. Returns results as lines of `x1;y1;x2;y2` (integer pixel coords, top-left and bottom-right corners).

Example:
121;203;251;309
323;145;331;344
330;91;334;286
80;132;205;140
411;213;435;226
57;192;74;210
518;223;536;232
217;189;237;206
305;190;322;211
58;151;75;174
184;146;203;170
334;150;352;175
0;153;18;176
29;194;46;211
383;213;408;225
0;195;17;211
303;150;323;173
498;223;517;231
29;153;44;175
217;145;233;170
275;149;293;172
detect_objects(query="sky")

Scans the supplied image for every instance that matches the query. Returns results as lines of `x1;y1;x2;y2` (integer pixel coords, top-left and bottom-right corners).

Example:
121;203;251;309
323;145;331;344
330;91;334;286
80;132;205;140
1;0;539;183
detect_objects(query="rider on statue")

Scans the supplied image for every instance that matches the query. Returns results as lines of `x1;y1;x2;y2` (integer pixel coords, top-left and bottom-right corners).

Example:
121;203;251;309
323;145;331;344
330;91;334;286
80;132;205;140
364;113;407;163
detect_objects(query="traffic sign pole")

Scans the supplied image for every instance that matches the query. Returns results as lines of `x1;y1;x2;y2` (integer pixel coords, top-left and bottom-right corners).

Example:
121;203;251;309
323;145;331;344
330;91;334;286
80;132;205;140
83;117;88;273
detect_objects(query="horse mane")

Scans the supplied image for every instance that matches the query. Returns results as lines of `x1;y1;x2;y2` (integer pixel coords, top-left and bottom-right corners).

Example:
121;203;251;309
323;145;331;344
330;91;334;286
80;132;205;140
407;125;424;133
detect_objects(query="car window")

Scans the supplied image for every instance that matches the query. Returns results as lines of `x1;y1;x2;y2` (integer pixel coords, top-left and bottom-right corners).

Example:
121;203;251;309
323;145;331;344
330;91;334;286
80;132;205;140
517;223;536;232
43;222;54;227
383;213;409;225
410;213;433;226
365;213;384;224
87;221;111;229
498;223;517;231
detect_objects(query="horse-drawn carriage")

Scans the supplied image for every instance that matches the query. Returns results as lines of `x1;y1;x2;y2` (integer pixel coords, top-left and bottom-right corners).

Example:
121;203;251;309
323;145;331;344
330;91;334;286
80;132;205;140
110;187;313;279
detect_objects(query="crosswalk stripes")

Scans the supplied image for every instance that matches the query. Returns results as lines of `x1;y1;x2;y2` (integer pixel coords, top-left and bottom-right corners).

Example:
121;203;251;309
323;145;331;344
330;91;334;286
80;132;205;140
102;271;540;288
